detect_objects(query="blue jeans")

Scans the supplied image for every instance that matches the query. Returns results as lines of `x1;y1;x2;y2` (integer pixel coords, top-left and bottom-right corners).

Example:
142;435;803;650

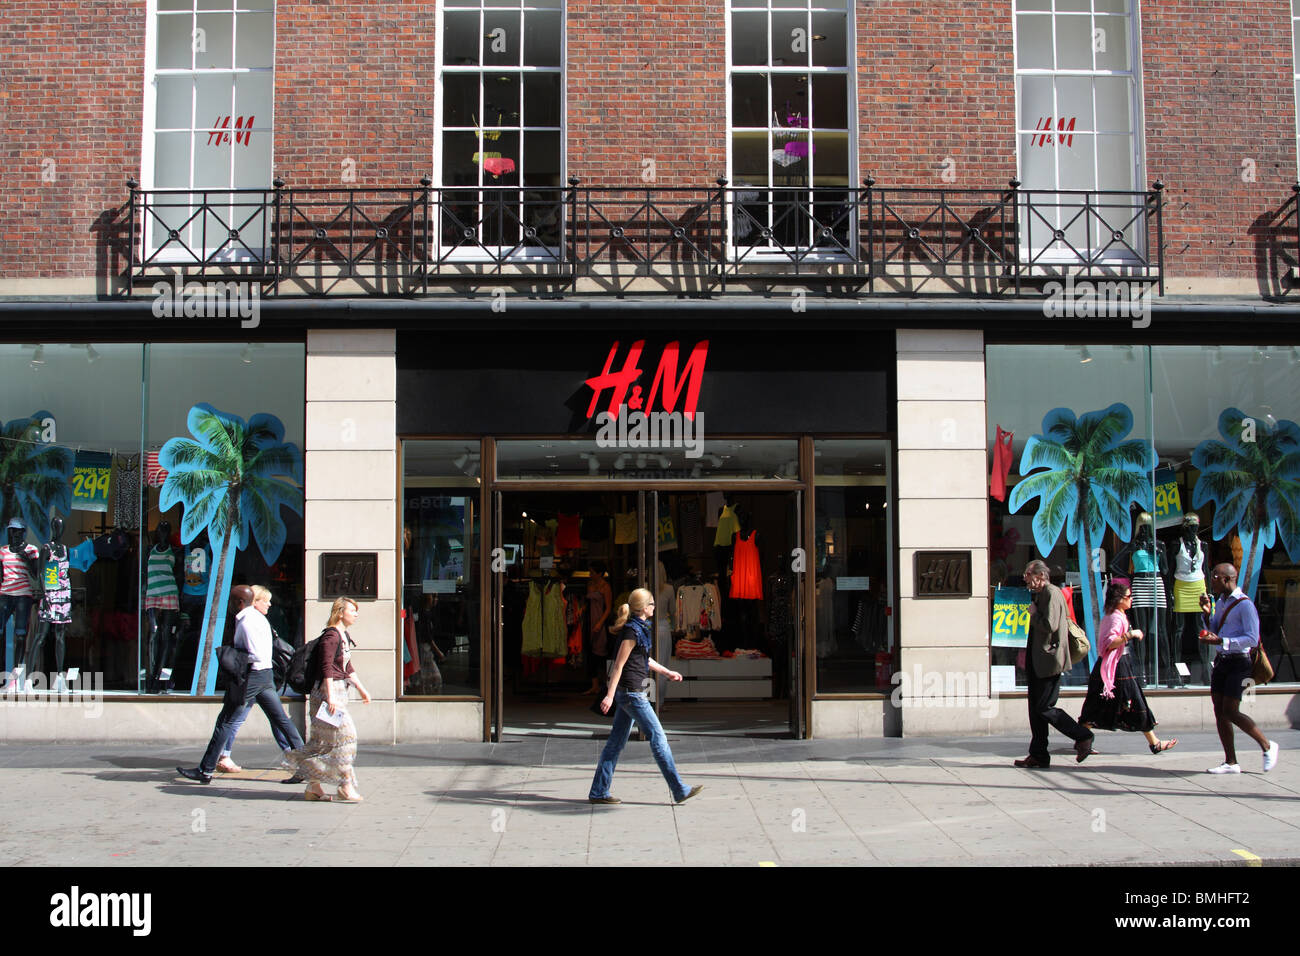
589;688;689;801
199;668;303;774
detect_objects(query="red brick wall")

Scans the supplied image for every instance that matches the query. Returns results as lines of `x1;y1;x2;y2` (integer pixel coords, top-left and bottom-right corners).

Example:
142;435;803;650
1142;0;1298;281
1;1;1297;286
0;3;145;279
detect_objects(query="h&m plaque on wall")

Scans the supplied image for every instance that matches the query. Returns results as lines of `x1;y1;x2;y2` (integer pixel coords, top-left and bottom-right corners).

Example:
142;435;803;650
320;553;379;600
913;551;972;598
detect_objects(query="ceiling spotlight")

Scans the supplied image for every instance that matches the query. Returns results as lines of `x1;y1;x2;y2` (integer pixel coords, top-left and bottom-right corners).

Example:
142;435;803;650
1079;346;1093;364
85;345;101;364
453;453;468;470
1250;349;1265;365
1210;346;1224;366
240;346;254;365
30;345;46;368
1122;345;1136;362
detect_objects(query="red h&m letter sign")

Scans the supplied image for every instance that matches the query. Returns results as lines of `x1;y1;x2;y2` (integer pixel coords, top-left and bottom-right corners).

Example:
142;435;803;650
585;341;709;421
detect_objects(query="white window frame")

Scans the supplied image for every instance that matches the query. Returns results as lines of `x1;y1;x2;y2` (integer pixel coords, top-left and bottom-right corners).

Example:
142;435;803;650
725;0;857;261
141;0;276;262
1013;0;1146;264
433;0;566;262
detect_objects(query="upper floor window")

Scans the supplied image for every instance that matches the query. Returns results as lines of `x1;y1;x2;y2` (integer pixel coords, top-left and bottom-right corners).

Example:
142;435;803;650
437;0;563;253
728;0;853;253
145;0;275;257
1014;0;1143;260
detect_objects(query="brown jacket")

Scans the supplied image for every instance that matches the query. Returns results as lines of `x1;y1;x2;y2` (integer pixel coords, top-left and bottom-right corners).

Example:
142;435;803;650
1028;583;1071;678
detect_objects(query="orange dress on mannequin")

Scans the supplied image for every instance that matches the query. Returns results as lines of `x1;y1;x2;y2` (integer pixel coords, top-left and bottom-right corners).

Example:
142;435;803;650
730;531;763;600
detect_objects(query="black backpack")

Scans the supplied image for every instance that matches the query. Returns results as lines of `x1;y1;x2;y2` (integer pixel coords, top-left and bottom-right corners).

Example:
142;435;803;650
284;631;327;695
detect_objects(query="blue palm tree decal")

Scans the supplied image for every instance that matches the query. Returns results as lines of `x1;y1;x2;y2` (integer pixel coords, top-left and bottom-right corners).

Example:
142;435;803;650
1009;403;1155;653
159;403;303;695
1191;408;1300;600
0;410;73;541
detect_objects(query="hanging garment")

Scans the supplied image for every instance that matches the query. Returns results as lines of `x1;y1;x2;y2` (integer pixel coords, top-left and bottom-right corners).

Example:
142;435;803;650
38;551;72;624
403;612;420;680
68;539;97;573
676;583;722;633
565;591;584;664
656;582;675;646
521;579;568;658
991;425;1014;502
483;157;516;177
678;497;704;555
555;513;581;553
113;454;141;530
586;577;612;656
713;505;741;547
657;500;677;552
730;531;763;600
614;512;638;545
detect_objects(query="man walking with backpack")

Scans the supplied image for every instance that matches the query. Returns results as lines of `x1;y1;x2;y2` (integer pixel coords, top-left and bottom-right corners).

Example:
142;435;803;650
176;585;305;784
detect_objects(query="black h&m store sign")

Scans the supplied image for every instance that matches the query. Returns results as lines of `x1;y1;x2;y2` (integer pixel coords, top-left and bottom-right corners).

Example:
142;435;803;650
396;329;891;435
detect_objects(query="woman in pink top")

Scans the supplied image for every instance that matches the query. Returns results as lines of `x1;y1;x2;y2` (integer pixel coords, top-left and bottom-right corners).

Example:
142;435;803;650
1079;581;1177;754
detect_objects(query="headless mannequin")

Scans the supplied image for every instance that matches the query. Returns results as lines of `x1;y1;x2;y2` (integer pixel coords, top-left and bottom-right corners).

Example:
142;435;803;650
1113;516;1172;686
1172;515;1210;683
1;520;40;682
26;516;70;687
144;521;184;693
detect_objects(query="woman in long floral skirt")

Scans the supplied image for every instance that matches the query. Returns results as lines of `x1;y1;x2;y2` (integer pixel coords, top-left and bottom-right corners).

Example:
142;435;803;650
1079;582;1177;755
283;597;371;802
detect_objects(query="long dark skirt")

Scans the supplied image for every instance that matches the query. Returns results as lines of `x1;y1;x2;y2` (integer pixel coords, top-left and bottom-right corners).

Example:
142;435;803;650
1078;653;1157;733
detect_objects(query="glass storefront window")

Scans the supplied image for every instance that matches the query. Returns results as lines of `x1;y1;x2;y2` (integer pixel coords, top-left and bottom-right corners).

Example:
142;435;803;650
988;344;1300;691
0;342;305;698
495;438;800;480
401;441;482;696
813;439;893;693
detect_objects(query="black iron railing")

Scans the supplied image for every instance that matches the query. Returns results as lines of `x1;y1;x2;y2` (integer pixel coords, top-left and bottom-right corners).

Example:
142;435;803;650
126;177;1164;295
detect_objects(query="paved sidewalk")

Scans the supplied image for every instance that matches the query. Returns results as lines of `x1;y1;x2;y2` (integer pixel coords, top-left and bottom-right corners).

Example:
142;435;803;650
2;729;1298;867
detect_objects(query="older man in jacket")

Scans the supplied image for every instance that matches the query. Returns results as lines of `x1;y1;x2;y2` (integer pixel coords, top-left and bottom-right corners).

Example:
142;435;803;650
1015;560;1095;768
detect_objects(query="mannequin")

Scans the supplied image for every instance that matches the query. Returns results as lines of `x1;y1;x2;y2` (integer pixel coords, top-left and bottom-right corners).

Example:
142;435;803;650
25;516;70;689
1113;512;1173;686
0;517;40;684
143;520;184;693
1172;513;1210;683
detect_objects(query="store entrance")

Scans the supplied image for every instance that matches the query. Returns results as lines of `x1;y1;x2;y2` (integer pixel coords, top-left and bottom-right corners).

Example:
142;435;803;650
492;489;801;739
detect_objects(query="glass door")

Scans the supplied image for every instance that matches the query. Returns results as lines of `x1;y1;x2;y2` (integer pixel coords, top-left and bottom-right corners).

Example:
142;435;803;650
490;488;504;741
787;488;804;738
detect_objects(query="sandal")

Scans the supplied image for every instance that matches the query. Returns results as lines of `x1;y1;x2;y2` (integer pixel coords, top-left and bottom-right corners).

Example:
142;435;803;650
1149;737;1178;755
304;788;331;802
335;789;365;803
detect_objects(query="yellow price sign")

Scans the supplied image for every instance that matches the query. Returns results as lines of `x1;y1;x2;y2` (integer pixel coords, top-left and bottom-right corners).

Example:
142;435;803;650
992;586;1033;648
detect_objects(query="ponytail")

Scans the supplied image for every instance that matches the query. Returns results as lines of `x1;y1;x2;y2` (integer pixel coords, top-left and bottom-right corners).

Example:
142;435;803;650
609;603;631;634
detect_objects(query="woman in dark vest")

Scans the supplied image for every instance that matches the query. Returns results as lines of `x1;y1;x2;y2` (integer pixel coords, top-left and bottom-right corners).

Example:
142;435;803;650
588;588;704;805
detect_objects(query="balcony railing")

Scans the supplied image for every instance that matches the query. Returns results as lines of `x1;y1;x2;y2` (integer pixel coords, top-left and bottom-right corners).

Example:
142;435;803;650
125;176;1164;296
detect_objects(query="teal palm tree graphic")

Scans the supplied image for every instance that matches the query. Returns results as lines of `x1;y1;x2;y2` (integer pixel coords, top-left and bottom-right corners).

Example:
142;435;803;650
1009;404;1154;650
0;410;73;541
1191;408;1300;599
159;404;302;695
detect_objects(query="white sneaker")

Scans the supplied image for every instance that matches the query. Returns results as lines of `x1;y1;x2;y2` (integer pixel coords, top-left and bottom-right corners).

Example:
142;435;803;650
1263;741;1279;773
1207;762;1241;774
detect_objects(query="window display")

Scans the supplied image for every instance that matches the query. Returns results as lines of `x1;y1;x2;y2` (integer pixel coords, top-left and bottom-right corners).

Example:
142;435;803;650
0;342;305;698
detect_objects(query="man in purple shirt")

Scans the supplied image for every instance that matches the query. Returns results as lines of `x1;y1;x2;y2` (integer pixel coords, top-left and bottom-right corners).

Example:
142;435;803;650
1199;564;1279;774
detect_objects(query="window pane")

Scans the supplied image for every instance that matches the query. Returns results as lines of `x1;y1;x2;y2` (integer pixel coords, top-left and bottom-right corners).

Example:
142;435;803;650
443;130;481;187
155;131;193;188
772;13;809;67
195;73;234;133
444;72;480;127
234;13;274;68
1058;131;1095;189
1057;0;1090;11
1094;75;1131;133
231;127;272;188
811;12;848;68
1015;0;1051;9
812;131;848;183
484;72;521;126
159;0;190;10
1096;134;1134;192
523;72;562;127
732;73;767;127
1057;75;1094;131
157;14;194;70
194;13;234;70
1016;14;1053;70
193;130;231;190
522;131;560;186
483;11;521;67
233;71;273;124
156;76;194;130
1093;14;1130;72
1017;75;1054;131
1055;14;1092;70
1019;132;1057;190
443;11;481;66
523;10;562;67
732;131;769;186
811;73;847;128
732;11;768;66
772;72;810;127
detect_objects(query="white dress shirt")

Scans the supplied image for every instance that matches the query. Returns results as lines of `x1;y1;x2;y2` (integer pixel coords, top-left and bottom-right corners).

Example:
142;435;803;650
234;605;273;670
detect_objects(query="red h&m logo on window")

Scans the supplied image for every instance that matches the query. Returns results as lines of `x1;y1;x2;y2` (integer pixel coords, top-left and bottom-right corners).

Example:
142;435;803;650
208;115;254;147
587;341;709;459
1031;116;1075;147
